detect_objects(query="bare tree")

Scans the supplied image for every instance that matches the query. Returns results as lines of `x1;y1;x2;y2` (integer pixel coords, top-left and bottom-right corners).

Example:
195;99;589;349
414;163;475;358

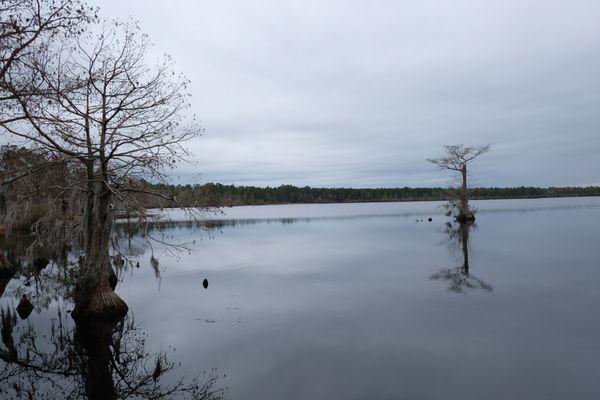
0;20;201;319
428;144;490;222
0;0;95;281
1;0;97;104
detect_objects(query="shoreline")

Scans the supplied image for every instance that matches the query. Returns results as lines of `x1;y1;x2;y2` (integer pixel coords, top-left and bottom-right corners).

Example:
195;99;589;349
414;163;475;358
194;193;600;208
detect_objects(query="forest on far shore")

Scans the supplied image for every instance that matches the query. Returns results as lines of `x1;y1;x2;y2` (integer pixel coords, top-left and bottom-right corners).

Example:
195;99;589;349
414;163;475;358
2;145;599;214
147;182;600;207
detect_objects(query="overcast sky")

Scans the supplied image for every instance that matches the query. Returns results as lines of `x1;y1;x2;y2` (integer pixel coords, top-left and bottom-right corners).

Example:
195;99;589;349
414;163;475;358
93;0;599;188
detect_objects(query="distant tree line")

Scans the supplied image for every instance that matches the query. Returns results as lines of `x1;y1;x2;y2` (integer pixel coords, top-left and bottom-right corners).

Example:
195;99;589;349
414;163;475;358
3;146;599;214
148;182;600;207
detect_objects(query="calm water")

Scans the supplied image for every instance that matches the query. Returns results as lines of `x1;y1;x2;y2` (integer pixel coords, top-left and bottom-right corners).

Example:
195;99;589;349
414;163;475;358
2;197;600;399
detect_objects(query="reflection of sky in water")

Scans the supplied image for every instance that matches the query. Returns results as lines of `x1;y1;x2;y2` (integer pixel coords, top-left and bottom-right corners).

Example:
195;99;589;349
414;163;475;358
3;197;600;399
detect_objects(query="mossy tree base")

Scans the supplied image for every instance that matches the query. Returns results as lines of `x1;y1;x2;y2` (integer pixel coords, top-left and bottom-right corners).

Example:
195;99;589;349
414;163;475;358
456;213;476;223
72;283;128;322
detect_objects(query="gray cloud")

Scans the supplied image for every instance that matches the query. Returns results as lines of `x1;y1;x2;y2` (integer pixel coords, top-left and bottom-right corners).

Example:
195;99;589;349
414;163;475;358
92;0;600;187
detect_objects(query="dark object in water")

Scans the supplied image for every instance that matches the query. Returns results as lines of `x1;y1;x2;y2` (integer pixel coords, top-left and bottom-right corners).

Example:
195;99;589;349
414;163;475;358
16;294;34;319
203;279;209;289
33;257;49;270
428;217;433;222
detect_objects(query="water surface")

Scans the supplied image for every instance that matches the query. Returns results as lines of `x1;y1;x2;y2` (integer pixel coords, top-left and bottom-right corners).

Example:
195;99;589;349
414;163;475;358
2;197;600;399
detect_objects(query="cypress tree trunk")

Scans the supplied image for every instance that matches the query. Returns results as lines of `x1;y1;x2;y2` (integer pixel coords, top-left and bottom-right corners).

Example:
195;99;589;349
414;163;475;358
72;169;127;320
0;253;15;298
457;164;475;222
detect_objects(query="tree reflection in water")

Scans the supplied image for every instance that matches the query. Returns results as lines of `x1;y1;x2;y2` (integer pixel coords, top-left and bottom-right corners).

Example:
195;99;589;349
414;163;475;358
0;307;225;399
430;221;492;293
0;231;226;400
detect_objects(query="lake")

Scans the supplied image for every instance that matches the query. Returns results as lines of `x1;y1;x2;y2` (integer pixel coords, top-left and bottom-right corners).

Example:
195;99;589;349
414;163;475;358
1;197;600;399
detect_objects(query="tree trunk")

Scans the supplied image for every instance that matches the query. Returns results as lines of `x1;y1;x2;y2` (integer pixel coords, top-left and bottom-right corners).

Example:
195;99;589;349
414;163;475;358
0;188;6;218
0;252;13;274
0;254;16;298
457;164;475;222
72;176;127;321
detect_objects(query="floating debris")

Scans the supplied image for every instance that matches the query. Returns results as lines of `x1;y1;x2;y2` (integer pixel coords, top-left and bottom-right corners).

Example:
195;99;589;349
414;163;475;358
202;278;209;289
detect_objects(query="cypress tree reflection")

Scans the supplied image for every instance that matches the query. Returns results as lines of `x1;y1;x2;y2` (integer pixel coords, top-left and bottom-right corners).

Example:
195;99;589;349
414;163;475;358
430;221;492;293
0;232;226;400
0;305;226;399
